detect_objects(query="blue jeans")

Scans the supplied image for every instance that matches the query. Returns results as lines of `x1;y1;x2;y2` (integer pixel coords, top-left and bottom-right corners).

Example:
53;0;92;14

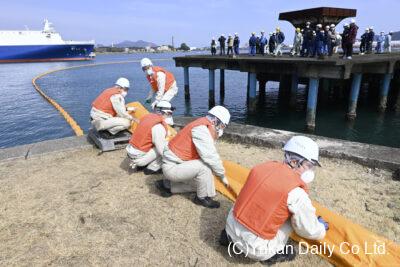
249;46;256;55
234;46;239;55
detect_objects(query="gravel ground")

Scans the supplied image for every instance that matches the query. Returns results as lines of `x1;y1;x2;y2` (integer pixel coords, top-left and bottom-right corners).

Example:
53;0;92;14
0;140;398;266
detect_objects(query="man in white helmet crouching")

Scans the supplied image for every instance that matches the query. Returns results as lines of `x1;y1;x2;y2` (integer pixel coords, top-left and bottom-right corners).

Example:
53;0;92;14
90;77;134;138
140;58;178;110
219;136;328;265
157;106;231;209
126;101;175;175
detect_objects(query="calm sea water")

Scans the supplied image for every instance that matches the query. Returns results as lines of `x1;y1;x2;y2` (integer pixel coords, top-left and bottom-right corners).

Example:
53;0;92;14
0;52;399;148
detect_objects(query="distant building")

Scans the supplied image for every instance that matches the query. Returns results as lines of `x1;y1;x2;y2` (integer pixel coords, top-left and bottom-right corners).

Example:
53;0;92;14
189;47;197;51
156;45;171;52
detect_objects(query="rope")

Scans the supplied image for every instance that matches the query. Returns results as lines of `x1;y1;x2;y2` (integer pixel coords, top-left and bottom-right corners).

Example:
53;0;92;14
31;58;171;136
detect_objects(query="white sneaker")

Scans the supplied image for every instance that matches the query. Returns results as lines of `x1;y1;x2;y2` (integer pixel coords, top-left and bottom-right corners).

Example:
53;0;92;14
360;53;364;55
347;56;352;59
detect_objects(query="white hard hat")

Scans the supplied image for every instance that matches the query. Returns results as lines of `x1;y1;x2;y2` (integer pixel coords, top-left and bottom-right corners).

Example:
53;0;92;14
325;25;330;29
208;106;230;125
283;136;321;166
140;58;153;68
344;23;349;27
306;21;311;25
261;30;265;33
366;28;369;31
316;24;322;28
235;32;238;35
350;18;356;24
370;26;374;30
115;77;130;89
330;24;335;28
228;34;232;36
156;100;174;113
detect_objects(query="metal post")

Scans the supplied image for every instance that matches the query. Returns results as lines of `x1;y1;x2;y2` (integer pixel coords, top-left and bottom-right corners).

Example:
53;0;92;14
248;72;257;113
184;67;190;100
209;69;215;108
220;69;225;101
378;74;392;112
290;74;299;107
306;78;319;131
346;73;362;120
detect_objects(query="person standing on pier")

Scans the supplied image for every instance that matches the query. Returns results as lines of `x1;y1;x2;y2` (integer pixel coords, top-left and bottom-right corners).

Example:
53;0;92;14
366;26;375;54
227;34;234;56
314;24;325;59
211;37;217;55
233;33;240;55
341;23;350;58
259;31;267;56
384;31;393;53
323;25;332;56
126;101;174;175
274;27;285;56
91;78;134;138
329;24;337;56
290;28;302;56
249;32;257;56
360;28;369;55
141;58;178;109
343;19;358;59
310;31;317;57
301;21;312;57
268;32;276;55
218;34;226;55
219;136;327;264
157;106;231;209
376;31;385;53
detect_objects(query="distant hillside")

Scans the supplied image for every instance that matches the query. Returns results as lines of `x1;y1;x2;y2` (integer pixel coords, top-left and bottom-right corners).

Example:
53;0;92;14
115;40;158;48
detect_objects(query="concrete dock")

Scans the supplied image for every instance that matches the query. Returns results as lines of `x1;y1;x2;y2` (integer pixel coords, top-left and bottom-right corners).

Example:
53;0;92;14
0;118;399;266
174;54;400;131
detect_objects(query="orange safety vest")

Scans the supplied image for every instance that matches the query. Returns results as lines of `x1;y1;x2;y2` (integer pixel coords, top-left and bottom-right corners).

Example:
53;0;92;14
168;117;216;161
233;161;308;240
146;66;175;92
92;87;122;117
129;113;168;152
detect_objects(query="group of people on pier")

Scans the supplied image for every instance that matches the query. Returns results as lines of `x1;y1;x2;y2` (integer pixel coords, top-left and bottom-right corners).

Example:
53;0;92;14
211;19;394;59
88;58;329;264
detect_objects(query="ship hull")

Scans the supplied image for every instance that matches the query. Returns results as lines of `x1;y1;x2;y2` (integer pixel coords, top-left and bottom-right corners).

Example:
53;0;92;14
0;44;95;63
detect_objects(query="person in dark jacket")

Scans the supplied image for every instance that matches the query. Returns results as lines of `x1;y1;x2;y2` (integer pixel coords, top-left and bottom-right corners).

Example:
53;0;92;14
249;32;257;56
211;38;217;55
259;31;267;56
255;36;260;54
269;32;276;54
274;28;285;56
341;24;350;58
345;19;358;59
233;33;240;55
301;21;313;57
360;28;369;55
315;25;325;59
309;31;316;57
366;26;375;54
218;34;226;55
323;25;331;56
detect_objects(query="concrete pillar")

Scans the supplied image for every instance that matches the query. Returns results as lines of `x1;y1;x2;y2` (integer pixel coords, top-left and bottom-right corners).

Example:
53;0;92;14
247;72;250;103
290;74;299;107
183;67;190;100
258;79;267;101
209;69;215;108
346;73;362;120
306;78;319;131
378;74;392;112
248;72;257;113
220;69;225;101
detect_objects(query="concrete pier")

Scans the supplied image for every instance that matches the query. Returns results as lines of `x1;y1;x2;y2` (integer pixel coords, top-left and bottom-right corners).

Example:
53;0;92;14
174;53;400;130
379;74;392;112
248;72;257;112
208;69;215;107
347;73;362;120
220;69;225;102
306;78;319;131
184;67;190;100
290;74;299;107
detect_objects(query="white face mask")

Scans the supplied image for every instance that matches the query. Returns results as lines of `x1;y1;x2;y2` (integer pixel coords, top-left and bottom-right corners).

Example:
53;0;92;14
164;116;174;126
146;68;154;76
121;91;127;97
301;170;315;184
217;129;224;138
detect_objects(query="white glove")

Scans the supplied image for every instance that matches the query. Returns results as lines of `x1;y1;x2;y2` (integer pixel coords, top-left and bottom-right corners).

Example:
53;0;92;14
126;106;136;112
151;101;158;110
220;176;229;187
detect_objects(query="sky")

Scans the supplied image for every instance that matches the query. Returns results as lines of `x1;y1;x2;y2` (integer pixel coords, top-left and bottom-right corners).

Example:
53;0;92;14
1;0;399;47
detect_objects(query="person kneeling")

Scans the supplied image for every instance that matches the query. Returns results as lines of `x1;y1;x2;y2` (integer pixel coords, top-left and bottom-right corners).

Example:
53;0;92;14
90;77;134;139
220;136;328;264
126;101;174;175
157;106;231;209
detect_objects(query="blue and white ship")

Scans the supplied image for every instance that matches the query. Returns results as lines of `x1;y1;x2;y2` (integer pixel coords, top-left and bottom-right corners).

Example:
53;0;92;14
0;19;95;63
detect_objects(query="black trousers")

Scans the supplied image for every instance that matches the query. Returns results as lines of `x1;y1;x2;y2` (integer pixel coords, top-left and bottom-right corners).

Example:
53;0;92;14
227;46;233;55
344;43;353;57
220;46;225;55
